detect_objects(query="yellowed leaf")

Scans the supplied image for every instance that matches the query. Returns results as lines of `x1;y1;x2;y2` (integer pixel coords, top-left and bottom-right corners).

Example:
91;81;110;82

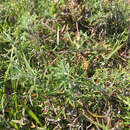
82;60;89;71
73;39;79;49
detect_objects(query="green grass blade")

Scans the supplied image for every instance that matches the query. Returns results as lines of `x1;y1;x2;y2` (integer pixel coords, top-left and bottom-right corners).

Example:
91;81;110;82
107;44;124;60
26;107;42;127
9;121;19;130
22;52;35;75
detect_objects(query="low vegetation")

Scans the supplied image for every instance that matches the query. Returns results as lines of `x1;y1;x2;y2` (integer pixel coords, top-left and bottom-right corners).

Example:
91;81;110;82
0;0;130;129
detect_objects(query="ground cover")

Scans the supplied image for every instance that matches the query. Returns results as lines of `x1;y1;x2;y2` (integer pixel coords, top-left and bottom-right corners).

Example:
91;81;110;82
0;0;130;129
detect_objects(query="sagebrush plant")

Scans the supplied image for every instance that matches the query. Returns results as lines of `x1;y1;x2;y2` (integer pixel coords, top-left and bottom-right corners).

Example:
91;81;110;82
0;0;129;129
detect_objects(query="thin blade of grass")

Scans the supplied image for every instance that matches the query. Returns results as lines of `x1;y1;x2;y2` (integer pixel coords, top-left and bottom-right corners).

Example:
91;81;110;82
9;121;19;130
22;52;35;75
57;27;59;46
26;107;42;127
107;44;124;60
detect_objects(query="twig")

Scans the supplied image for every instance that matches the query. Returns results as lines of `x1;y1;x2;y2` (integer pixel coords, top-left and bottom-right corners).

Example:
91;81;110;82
42;21;55;33
77;100;100;130
81;109;100;130
43;49;98;55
